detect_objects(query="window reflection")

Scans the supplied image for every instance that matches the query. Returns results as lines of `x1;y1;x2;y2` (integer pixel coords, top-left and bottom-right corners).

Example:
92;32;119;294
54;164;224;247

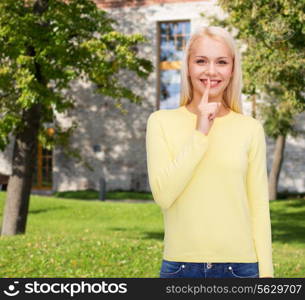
159;21;190;109
160;69;181;109
160;22;190;62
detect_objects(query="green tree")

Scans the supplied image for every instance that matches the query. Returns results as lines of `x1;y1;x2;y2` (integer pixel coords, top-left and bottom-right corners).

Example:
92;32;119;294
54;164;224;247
203;0;305;200
0;0;153;235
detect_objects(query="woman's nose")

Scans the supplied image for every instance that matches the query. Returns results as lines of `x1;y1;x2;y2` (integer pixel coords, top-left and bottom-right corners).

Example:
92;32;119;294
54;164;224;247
205;63;217;75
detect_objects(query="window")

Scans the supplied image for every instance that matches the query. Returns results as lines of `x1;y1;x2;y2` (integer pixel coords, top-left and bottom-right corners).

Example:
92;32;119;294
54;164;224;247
32;144;53;190
158;21;190;109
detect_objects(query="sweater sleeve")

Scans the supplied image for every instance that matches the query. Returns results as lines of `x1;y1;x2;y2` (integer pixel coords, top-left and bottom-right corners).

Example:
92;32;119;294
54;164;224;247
246;122;274;278
145;112;209;210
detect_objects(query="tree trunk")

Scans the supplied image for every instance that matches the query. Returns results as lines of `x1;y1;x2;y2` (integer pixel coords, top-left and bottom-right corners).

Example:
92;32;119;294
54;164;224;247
268;135;286;201
1;0;48;235
251;94;256;119
1;104;42;235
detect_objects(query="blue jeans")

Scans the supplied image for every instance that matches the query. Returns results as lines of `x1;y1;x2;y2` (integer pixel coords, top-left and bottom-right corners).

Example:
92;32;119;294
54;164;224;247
159;259;259;278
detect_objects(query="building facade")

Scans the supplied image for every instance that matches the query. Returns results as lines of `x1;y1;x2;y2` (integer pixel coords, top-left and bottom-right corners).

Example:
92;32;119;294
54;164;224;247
0;0;304;194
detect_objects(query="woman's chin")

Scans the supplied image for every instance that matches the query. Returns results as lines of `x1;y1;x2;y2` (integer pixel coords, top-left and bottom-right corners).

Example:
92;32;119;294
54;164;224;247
203;90;221;97
194;86;224;98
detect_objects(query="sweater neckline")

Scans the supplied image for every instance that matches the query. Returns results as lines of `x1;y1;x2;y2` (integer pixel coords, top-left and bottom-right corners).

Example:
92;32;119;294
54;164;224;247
179;105;235;122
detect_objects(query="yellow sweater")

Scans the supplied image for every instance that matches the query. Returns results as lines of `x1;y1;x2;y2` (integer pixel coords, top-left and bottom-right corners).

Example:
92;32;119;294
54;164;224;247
145;105;274;278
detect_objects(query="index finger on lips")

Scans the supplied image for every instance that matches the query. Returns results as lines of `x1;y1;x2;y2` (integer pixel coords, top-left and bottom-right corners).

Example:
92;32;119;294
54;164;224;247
201;78;210;105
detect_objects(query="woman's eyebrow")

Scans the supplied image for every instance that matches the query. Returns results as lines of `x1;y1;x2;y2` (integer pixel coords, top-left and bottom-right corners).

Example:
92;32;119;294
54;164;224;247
195;56;229;59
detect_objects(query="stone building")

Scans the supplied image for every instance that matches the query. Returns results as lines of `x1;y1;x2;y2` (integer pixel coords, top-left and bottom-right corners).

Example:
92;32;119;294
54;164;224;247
0;0;304;194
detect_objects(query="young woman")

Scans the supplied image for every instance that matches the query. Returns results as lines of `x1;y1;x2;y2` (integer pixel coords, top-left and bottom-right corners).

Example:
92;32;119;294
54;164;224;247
146;26;274;278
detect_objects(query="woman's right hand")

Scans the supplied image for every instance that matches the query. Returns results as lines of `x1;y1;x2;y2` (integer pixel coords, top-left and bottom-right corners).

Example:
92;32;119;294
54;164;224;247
195;78;221;135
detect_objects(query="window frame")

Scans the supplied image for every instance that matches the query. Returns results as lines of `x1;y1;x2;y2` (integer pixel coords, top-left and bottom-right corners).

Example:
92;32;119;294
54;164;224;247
156;20;190;110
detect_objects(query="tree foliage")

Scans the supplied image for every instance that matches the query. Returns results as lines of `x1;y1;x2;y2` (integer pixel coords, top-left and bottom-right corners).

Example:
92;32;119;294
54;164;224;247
0;0;153;152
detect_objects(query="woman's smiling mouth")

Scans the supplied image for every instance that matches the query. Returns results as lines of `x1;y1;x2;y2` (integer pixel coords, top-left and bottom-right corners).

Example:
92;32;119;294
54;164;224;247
200;79;222;88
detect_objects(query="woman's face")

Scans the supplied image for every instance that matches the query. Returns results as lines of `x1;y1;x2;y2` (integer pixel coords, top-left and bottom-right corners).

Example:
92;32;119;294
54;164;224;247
188;36;233;102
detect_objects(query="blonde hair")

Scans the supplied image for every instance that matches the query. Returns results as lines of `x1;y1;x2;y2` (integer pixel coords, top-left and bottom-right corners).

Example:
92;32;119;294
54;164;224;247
179;26;243;114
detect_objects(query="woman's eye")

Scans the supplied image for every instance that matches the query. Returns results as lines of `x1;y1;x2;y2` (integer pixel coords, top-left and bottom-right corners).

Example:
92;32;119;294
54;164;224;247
195;60;228;64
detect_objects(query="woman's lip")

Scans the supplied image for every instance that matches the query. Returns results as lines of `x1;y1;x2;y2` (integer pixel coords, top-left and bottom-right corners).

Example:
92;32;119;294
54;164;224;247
200;79;222;82
200;79;222;87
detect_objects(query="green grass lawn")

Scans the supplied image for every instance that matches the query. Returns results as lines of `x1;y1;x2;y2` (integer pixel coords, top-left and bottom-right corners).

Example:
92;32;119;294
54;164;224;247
52;189;153;201
0;191;304;278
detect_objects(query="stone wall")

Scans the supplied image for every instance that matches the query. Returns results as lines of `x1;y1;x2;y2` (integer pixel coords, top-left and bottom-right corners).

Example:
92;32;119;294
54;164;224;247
94;0;208;9
53;0;225;192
